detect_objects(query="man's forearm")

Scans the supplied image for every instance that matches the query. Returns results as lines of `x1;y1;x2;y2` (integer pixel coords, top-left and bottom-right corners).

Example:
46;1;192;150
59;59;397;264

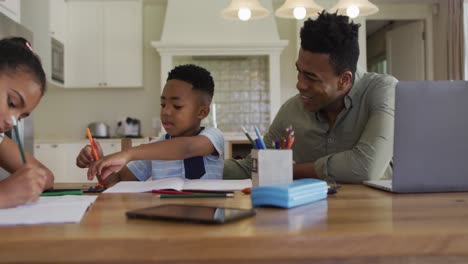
293;162;319;179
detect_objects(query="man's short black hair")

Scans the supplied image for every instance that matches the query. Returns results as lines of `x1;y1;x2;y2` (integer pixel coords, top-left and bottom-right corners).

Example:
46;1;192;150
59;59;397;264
167;64;214;99
300;11;360;76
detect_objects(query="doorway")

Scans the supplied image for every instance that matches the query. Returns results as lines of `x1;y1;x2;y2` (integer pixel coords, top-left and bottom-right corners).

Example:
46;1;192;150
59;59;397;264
367;19;427;81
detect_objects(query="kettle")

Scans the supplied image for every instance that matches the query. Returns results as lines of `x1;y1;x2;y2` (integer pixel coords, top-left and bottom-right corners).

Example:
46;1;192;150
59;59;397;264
87;122;110;138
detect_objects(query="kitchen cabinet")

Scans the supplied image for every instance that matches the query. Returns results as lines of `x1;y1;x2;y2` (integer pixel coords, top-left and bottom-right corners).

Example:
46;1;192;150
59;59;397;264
34;139;146;183
66;0;142;88
35;143;93;183
226;140;253;159
0;0;20;23
35;137;252;183
49;0;67;43
34;143;68;183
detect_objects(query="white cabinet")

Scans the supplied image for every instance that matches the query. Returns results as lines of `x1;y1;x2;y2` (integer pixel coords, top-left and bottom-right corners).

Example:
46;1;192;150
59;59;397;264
64;143;92;183
49;0;67;43
34;143;68;183
0;0;20;23
66;0;142;88
35;140;125;183
35;143;91;183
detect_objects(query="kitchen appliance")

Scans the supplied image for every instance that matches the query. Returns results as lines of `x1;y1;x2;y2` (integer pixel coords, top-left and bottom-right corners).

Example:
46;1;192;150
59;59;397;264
87;122;111;138
0;13;34;180
51;37;64;84
116;117;141;138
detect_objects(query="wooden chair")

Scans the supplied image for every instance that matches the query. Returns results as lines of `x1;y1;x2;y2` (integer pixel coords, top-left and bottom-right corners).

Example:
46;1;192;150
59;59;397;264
121;138;132;151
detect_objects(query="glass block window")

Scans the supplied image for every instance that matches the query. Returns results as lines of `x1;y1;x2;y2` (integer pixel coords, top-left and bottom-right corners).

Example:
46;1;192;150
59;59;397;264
172;56;270;133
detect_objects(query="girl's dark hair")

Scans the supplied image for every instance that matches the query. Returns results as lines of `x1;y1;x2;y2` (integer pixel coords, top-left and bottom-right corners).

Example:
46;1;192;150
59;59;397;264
300;11;360;77
167;64;214;99
0;37;46;95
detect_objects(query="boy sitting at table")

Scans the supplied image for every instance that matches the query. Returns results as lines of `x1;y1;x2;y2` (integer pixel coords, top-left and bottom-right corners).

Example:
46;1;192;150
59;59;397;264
76;64;224;186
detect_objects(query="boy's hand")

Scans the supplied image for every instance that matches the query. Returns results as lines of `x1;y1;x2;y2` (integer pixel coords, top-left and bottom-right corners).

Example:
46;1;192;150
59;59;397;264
87;151;130;181
0;164;47;208
76;139;103;168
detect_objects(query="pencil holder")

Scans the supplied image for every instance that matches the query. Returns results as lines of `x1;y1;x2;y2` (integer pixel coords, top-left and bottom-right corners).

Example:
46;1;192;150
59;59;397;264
251;149;293;187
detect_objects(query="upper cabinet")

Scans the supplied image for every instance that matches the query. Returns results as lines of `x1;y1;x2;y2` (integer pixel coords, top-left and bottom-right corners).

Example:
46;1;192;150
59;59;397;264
0;0;20;23
49;0;67;43
65;0;142;88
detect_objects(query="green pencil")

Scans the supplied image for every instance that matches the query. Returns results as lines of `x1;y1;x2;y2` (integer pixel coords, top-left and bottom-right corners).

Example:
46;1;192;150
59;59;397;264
11;116;26;164
40;190;83;196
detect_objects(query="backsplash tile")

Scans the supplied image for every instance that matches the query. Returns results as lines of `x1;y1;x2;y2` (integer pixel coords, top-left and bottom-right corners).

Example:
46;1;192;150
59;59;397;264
173;56;270;134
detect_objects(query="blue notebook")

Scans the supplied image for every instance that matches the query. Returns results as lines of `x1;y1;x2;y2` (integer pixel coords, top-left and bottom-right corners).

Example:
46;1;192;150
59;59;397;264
251;179;328;208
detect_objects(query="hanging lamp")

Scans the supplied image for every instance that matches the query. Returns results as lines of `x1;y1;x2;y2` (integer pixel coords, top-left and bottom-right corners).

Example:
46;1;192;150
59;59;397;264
221;0;270;21
275;0;324;20
329;0;379;18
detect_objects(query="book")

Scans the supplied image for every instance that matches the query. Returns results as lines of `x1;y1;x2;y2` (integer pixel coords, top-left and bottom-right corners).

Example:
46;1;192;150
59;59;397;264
103;178;252;193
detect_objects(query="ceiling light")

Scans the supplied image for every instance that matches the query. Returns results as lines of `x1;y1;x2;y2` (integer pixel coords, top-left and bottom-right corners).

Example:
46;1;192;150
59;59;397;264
221;0;269;21
275;0;324;20
329;0;379;18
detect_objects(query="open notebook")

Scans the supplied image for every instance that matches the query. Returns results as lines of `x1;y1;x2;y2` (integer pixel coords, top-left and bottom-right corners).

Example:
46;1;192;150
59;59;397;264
104;178;252;193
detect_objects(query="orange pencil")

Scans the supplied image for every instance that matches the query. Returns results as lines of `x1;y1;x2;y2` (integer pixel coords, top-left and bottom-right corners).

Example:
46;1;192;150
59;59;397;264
86;128;99;161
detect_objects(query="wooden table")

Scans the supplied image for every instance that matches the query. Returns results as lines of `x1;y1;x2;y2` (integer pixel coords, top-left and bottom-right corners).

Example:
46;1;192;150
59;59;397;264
1;185;468;263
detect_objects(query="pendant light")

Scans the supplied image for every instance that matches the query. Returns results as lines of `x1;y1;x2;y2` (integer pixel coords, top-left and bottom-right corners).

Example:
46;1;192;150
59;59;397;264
275;0;324;20
221;0;270;21
329;0;379;18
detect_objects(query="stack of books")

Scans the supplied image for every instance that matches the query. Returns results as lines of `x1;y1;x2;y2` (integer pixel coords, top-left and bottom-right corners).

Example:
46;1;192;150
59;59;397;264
251;179;328;208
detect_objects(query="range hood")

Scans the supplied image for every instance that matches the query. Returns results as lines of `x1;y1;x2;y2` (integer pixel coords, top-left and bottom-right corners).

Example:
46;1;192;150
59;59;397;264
151;0;288;121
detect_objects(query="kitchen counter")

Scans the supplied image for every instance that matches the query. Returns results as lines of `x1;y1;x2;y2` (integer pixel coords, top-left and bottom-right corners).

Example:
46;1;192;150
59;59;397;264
34;138;148;144
35;133;248;144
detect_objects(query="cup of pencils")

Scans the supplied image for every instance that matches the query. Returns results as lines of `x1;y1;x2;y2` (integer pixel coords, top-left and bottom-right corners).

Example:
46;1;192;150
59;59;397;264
251;149;293;187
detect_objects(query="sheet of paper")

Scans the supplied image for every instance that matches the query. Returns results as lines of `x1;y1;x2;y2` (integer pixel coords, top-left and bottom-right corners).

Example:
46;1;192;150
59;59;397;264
104;178;253;193
182;179;252;191
103;177;185;193
0;195;97;226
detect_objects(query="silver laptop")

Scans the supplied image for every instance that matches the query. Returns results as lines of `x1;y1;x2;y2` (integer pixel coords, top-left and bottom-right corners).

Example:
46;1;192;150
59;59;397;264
364;80;468;193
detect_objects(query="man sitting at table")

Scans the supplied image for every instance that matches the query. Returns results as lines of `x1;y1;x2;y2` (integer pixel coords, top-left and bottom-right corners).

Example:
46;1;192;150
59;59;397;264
224;11;398;183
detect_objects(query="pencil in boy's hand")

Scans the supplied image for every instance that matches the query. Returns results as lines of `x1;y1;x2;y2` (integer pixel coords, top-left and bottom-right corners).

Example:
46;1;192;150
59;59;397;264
11;116;26;164
86;128;99;161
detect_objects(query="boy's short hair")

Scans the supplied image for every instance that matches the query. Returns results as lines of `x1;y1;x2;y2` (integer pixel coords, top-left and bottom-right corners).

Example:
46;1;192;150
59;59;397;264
300;11;360;77
167;64;214;100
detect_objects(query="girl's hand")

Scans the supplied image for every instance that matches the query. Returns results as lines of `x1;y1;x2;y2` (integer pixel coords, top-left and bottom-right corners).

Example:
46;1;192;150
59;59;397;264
0;164;47;208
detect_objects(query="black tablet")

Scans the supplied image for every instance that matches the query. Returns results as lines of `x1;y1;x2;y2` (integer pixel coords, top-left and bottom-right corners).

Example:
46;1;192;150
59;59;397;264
126;204;256;224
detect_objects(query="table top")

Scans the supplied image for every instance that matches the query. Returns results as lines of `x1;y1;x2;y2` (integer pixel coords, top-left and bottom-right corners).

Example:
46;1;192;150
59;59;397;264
1;184;468;263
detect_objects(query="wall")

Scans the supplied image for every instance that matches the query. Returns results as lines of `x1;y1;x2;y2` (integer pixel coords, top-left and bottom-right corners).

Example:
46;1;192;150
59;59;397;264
30;0;445;139
32;0;165;140
32;0;300;140
273;0;298;104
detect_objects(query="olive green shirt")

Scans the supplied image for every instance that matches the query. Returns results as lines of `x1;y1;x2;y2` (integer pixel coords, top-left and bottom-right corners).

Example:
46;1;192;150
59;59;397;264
223;71;398;183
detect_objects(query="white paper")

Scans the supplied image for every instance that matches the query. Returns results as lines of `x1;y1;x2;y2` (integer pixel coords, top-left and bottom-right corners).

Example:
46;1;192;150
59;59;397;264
0;195;97;226
104;178;252;193
103;177;185;193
